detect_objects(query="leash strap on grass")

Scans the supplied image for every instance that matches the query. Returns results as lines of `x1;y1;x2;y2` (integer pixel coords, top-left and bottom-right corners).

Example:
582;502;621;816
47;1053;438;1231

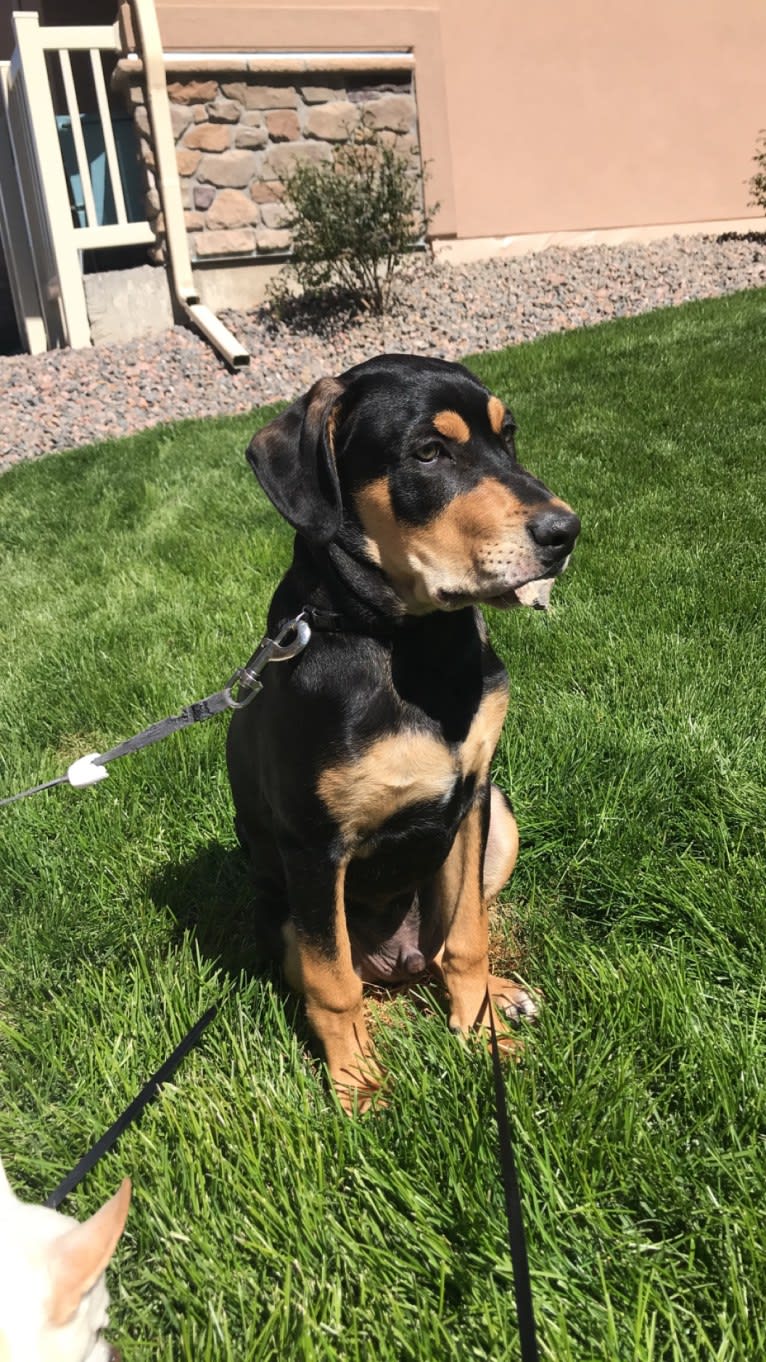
0;690;233;809
0;774;69;808
96;690;233;764
487;995;540;1362
44;1005;218;1209
1;616;312;809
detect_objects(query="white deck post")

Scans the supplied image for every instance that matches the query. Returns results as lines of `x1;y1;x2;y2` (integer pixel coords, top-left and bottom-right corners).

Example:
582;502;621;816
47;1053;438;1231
0;61;47;353
11;11;91;349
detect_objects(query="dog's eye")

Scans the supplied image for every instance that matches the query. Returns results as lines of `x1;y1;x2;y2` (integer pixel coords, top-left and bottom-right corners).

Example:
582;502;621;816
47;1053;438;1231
414;444;441;463
501;420;518;453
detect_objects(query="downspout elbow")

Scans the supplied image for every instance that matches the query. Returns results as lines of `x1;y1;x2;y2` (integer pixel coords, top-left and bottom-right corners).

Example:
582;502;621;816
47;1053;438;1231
129;0;250;368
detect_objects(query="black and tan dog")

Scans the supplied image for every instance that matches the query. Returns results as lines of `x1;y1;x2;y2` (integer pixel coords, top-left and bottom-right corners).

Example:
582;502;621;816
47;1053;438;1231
227;354;579;1109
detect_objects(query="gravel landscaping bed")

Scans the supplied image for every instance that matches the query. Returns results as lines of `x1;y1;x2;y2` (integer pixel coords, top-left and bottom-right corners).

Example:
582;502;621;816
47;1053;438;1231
1;232;764;473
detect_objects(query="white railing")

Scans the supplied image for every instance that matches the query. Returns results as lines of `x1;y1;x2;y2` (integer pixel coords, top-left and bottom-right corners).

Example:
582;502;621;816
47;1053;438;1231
0;12;153;352
0;60;49;353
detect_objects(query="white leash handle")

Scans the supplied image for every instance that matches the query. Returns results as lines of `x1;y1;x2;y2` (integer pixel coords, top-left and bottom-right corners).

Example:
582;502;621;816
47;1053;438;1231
66;752;109;788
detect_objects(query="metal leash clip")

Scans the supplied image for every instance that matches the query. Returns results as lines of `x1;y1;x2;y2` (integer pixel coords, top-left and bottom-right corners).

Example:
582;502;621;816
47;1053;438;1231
223;612;312;710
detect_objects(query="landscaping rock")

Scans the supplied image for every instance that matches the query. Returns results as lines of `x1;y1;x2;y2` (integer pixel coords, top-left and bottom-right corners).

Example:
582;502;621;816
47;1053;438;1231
1;233;763;470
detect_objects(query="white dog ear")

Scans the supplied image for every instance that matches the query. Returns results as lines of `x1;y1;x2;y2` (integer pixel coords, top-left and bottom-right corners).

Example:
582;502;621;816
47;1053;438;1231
47;1178;131;1327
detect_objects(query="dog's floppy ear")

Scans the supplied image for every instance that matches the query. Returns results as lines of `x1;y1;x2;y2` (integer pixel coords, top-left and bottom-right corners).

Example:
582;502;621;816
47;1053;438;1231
246;376;346;545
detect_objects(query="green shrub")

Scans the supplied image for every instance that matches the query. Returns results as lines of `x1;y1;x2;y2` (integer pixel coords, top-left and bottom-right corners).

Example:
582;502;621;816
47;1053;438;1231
748;131;766;213
276;120;436;315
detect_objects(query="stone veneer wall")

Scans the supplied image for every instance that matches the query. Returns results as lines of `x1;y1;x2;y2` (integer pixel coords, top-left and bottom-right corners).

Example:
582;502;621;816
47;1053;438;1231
114;62;422;266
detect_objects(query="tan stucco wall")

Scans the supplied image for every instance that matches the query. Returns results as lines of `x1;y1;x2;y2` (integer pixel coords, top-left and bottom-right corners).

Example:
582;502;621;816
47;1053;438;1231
153;0;766;239
439;0;766;236
4;0;763;235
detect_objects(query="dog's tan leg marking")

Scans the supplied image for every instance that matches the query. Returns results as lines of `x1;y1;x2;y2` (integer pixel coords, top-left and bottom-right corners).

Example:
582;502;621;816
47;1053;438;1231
459;685;518;902
283;866;380;1113
483;785;519;902
433;803;493;1032
435;795;535;1034
482;789;538;1025
436;678;532;1031
461;685;508;781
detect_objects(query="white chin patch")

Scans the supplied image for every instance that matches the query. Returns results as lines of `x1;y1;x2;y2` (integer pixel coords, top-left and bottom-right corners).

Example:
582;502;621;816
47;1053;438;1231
514;577;556;610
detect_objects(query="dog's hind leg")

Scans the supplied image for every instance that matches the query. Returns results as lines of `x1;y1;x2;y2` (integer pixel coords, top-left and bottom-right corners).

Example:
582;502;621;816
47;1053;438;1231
482;784;519;903
281;853;380;1113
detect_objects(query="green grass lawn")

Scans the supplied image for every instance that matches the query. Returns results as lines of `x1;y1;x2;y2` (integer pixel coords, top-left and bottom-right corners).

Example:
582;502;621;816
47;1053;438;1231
1;289;765;1361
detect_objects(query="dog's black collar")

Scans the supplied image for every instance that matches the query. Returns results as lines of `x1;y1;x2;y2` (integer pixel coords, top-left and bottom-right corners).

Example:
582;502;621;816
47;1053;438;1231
296;538;408;640
300;600;406;640
301;604;347;632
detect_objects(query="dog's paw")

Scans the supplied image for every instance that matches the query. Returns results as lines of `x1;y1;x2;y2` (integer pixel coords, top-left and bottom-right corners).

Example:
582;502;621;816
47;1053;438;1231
445;974;540;1042
330;1054;386;1117
334;1079;387;1116
489;974;541;1027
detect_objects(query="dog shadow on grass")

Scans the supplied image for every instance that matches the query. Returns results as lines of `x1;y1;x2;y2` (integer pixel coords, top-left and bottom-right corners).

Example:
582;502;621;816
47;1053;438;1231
147;838;269;980
146;839;448;1048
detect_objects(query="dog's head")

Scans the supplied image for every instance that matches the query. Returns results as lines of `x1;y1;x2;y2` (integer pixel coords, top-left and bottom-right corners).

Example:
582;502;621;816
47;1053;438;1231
0;1157;130;1362
247;354;579;614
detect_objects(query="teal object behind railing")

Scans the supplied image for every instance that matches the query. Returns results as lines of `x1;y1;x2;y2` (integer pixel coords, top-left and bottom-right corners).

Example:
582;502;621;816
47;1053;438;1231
56;113;145;228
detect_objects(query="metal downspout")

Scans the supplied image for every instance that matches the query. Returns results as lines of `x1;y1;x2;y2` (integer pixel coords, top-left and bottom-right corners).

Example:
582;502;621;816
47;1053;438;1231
129;0;249;368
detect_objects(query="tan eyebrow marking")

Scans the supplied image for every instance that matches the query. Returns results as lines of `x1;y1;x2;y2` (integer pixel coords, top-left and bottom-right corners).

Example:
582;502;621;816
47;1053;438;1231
487;395;505;435
433;410;471;444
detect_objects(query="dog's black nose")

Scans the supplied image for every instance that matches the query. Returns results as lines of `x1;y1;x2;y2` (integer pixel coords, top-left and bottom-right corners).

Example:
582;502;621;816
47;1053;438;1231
529;506;580;556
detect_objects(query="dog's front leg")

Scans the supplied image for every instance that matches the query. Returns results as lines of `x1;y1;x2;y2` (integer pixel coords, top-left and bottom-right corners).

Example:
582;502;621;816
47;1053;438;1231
434;798;537;1034
281;852;379;1112
432;802;492;1032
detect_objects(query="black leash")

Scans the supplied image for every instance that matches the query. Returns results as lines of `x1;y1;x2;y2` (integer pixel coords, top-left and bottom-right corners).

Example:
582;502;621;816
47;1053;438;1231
45;1005;218;1209
0;773;69;805
7;607;540;1362
487;995;540;1362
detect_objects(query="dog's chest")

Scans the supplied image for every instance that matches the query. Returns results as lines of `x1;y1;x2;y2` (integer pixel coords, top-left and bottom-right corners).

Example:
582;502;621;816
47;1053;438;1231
317;681;508;849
